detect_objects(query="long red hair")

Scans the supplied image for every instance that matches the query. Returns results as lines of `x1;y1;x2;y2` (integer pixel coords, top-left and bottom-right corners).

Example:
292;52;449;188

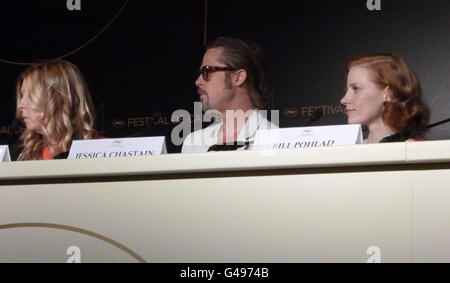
346;54;430;136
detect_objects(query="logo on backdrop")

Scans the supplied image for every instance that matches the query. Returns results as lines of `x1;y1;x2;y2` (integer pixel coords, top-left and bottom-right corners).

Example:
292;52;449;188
283;105;345;118
112;119;126;128
0;125;12;136
0;124;24;138
112;114;173;129
283;108;299;118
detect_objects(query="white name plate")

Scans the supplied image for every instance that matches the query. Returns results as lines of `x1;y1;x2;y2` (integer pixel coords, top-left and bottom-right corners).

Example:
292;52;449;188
68;137;167;160
0;145;11;162
251;124;363;150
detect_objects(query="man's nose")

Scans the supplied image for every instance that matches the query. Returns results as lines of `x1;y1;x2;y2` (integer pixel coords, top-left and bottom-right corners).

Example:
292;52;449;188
195;74;203;88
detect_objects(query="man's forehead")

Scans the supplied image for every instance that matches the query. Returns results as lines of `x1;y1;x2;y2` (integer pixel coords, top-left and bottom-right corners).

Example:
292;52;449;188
202;47;224;65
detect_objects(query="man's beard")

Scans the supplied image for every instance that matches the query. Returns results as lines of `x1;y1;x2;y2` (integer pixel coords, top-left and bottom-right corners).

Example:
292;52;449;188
198;89;212;111
202;99;212;111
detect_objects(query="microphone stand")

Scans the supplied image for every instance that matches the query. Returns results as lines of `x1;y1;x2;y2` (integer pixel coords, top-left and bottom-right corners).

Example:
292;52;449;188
304;108;324;127
380;117;450;143
426;118;450;129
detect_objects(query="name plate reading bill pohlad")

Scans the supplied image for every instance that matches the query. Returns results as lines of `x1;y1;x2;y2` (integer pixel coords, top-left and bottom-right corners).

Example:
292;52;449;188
0;145;11;162
251;124;363;150
68;137;167;159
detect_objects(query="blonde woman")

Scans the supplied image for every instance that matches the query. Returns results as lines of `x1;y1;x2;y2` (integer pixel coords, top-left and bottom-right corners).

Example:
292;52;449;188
16;60;97;160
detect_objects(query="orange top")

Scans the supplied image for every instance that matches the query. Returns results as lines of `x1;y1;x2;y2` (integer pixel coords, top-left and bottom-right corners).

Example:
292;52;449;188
40;135;106;160
41;146;66;160
41;147;55;160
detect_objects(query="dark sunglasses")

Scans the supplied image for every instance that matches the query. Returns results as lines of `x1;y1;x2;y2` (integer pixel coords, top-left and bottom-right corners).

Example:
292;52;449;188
199;66;236;82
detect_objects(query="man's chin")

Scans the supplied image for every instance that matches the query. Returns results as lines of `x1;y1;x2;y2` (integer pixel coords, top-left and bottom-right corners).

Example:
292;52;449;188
202;101;212;111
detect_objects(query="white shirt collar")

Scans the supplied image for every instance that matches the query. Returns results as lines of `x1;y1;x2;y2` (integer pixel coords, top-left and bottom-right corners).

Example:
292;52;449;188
206;109;265;144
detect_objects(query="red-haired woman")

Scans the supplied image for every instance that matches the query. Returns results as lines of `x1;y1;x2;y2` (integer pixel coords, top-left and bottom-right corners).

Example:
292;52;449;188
341;54;430;143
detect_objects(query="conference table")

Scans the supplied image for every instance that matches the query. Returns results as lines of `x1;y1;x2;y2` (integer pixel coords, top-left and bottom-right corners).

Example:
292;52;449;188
0;141;449;263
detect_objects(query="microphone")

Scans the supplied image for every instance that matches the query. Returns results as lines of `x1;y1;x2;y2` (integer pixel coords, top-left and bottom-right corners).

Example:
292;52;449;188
380;117;450;143
412;117;450;137
426;118;450;129
304;108;323;127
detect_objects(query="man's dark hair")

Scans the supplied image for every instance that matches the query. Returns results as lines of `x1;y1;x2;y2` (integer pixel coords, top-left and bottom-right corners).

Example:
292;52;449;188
207;37;268;109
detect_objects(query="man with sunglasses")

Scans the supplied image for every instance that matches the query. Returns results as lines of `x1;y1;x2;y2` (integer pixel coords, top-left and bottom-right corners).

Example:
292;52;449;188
182;37;278;153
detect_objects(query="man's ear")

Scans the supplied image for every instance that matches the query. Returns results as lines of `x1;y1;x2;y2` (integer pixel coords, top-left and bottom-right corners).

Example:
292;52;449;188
233;69;247;87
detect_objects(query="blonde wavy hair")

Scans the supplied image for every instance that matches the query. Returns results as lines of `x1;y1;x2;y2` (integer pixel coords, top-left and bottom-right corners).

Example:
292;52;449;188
16;60;96;161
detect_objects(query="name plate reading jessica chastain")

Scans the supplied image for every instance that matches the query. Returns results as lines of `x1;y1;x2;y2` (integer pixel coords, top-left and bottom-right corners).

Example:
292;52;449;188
0;145;11;162
68;137;167;159
251;124;363;150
